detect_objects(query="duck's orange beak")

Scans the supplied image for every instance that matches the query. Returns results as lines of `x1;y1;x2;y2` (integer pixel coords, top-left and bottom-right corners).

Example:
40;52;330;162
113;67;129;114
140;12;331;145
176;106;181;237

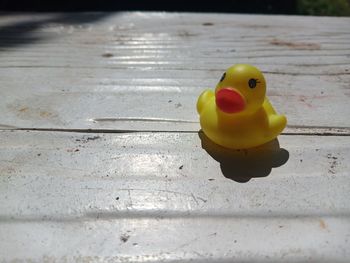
215;87;246;114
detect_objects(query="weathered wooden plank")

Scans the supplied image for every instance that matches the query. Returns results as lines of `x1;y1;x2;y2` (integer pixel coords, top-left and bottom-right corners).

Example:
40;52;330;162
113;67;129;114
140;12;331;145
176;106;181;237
0;67;349;131
1;217;349;262
0;13;349;131
0;130;349;262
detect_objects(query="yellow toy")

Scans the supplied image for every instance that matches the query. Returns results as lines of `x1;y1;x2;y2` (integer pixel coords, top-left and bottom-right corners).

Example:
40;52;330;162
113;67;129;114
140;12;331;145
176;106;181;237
197;64;287;149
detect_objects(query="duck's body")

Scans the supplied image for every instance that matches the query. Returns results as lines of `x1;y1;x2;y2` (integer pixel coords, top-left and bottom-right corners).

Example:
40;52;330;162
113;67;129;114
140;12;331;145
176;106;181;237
197;64;286;149
197;90;286;149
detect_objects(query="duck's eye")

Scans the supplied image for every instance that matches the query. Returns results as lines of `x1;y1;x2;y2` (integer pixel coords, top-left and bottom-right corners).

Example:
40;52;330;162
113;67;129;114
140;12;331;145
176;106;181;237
220;72;226;82
248;78;259;89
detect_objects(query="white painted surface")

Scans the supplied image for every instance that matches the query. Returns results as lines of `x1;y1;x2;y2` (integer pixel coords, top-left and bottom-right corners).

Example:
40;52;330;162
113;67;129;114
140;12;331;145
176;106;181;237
0;12;349;262
0;131;349;262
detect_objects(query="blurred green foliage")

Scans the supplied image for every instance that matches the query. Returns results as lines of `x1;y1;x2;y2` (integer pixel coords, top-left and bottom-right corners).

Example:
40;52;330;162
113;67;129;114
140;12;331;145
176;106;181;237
297;0;350;16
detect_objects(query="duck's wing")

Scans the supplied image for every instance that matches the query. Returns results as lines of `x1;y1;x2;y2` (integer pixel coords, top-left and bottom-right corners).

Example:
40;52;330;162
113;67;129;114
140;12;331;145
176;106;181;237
268;114;287;136
197;89;214;114
264;98;287;135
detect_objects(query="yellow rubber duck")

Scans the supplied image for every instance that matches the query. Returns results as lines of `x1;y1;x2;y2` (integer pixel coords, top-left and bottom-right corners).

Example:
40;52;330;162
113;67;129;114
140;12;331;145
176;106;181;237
197;64;287;149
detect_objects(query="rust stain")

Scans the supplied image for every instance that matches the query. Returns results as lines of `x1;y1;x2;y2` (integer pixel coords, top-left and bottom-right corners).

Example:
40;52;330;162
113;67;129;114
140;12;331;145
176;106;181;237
15;106;54;119
270;39;321;50
39;111;53;118
18;107;28;112
9;97;63;125
319;219;327;230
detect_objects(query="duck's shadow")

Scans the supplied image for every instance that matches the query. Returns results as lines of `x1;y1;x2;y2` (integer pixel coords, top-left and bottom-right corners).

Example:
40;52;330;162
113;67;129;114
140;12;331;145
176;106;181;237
199;131;289;183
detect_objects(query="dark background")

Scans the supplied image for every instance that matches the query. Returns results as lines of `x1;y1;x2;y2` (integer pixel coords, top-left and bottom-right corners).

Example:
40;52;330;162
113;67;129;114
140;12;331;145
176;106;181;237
0;0;349;16
0;0;296;13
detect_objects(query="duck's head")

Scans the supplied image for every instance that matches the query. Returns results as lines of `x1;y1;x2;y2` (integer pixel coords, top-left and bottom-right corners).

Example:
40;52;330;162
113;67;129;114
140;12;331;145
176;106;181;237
215;64;266;115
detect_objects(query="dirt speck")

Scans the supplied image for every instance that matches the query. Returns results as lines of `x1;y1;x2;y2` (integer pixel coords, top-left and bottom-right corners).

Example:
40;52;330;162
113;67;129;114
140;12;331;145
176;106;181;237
86;136;100;141
116;197;119;200
77;136;101;144
168;100;172;103
242;24;270;29
202;22;214;26
120;234;130;243
178;30;197;37
175;103;182;108
327;154;338;174
67;148;80;153
37;153;41;156
102;53;114;58
327;154;338;160
270;39;320;50
132;243;138;246
179;165;184;170
208;178;215;181
299;95;313;108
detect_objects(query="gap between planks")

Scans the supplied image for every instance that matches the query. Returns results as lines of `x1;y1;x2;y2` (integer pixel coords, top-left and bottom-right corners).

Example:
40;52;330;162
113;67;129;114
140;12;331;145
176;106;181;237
0;125;349;136
0;65;349;76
